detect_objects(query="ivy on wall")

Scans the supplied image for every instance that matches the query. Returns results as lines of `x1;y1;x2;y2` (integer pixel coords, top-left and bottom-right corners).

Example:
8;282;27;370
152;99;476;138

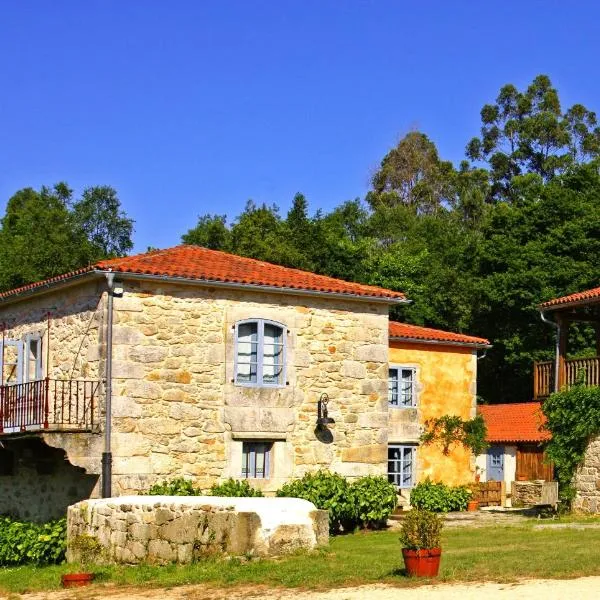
420;414;488;456
542;384;600;490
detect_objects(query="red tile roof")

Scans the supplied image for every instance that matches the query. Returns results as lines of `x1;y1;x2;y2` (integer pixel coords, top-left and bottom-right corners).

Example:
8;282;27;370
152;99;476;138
540;286;600;309
0;245;407;303
478;403;550;443
389;321;490;348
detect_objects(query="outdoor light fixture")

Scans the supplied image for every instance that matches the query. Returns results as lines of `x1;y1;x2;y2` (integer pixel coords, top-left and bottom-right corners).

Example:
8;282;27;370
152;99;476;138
316;393;335;427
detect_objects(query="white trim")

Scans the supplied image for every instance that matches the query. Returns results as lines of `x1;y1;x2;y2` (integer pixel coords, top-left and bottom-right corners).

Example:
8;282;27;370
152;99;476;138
388;364;417;408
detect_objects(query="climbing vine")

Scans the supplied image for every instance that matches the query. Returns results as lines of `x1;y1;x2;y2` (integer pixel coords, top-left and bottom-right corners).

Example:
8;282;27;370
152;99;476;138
542;384;600;489
420;414;488;455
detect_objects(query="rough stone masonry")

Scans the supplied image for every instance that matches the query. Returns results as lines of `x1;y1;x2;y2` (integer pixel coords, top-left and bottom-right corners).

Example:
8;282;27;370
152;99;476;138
67;496;329;564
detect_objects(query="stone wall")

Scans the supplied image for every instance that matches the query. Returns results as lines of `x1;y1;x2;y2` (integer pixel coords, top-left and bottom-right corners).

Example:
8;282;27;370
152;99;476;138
574;435;600;514
108;280;389;494
2;277;390;499
67;496;328;563
0;438;98;521
388;342;477;489
511;480;543;506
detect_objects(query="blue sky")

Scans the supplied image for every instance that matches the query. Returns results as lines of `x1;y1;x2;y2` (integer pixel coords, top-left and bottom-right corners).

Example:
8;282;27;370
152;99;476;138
1;1;598;252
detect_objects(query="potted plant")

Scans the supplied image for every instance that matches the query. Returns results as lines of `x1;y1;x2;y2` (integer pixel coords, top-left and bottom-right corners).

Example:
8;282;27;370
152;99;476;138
399;509;443;577
467;483;480;511
62;534;102;588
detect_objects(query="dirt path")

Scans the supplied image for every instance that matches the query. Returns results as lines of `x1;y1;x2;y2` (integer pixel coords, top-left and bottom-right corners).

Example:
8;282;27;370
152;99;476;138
11;577;600;600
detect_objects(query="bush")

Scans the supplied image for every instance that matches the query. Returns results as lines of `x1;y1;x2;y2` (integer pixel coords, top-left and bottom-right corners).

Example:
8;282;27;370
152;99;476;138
352;476;397;528
0;516;66;566
276;470;358;533
409;479;471;512
399;509;443;550
210;478;264;497
147;477;201;496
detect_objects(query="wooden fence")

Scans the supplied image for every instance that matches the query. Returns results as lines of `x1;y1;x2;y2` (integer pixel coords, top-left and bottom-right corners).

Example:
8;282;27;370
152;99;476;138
472;480;504;507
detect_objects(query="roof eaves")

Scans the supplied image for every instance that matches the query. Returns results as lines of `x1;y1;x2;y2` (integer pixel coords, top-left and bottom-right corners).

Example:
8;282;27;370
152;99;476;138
389;335;492;349
106;271;410;304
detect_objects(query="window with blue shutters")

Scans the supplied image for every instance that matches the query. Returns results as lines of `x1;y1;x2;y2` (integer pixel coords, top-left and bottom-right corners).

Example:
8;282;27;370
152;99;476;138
241;441;272;479
388;445;417;488
388;366;416;407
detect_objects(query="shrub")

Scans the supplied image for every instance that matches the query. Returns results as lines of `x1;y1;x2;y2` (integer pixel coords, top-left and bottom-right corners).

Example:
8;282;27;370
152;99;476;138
399;509;443;550
409;479;471;512
147;477;201;496
0;516;66;566
276;470;358;533
352;476;397;528
210;478;264;497
543;384;600;491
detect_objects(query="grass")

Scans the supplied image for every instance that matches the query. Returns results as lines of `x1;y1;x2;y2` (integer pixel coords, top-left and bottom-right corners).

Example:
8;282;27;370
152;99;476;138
1;520;600;594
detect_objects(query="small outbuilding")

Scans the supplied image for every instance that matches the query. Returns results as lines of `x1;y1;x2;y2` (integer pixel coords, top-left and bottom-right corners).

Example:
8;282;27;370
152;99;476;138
476;402;553;489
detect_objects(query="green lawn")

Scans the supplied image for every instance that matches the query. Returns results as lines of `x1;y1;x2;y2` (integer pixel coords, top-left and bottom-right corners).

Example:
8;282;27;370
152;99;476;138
1;521;600;594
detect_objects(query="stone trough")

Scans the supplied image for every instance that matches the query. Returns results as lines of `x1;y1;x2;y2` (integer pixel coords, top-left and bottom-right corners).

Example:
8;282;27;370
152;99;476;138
66;496;328;564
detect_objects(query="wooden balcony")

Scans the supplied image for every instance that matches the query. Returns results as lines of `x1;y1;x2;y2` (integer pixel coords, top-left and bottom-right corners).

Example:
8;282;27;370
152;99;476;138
534;356;600;399
0;378;101;434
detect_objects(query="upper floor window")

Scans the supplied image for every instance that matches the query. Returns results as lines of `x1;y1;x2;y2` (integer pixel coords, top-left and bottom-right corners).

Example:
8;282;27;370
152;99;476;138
235;319;285;386
0;334;43;385
389;366;416;407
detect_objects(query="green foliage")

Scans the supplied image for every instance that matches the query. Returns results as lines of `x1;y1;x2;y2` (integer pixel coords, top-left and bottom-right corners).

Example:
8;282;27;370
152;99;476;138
210;478;264;497
466;74;600;200
0;516;66;566
420;414;488;455
542;384;600;489
0;182;134;292
276;470;358;533
146;477;202;496
409;479;472;513
398;509;443;550
69;533;104;566
351;476;398;528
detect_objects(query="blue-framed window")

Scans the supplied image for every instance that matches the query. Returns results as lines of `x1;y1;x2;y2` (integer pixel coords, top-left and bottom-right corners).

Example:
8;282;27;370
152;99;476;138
235;319;285;386
241;441;272;479
388;445;416;488
389;366;416;407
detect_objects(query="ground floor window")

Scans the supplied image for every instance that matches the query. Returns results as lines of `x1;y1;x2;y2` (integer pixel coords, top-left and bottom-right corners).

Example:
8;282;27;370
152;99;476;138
241;441;272;479
388;445;416;488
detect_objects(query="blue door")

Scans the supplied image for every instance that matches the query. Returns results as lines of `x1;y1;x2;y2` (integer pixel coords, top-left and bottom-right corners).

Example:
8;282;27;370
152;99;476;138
487;446;504;481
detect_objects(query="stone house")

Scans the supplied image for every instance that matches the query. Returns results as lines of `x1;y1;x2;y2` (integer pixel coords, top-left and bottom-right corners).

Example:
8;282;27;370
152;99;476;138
0;245;489;520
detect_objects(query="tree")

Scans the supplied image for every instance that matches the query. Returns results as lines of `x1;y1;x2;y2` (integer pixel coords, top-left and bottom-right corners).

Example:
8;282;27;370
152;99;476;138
466;74;600;201
367;132;457;214
182;214;231;250
71;186;134;260
0;183;134;292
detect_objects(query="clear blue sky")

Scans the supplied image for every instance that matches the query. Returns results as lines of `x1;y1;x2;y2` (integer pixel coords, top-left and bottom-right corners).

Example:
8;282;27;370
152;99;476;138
1;1;598;252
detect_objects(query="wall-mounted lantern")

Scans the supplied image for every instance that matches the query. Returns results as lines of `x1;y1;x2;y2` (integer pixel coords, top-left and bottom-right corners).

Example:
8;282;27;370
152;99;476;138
316;393;335;428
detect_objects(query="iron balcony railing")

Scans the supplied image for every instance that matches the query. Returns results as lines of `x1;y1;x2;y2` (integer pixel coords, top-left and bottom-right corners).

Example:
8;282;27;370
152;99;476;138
534;356;600;399
0;378;101;434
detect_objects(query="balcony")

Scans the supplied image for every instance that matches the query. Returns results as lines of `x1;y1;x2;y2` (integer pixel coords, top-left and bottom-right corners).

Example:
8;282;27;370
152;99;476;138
533;356;600;399
0;379;101;434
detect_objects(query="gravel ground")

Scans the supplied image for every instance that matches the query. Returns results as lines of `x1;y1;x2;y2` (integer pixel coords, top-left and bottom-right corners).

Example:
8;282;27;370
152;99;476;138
11;577;600;600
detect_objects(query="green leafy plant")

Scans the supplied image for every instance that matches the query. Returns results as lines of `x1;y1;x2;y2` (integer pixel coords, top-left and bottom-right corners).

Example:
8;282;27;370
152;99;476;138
399;509;443;550
0;516;66;566
351;476;397;528
421;414;488;455
276;470;358;533
146;477;202;496
409;479;471;512
210;478;264;497
543;384;600;504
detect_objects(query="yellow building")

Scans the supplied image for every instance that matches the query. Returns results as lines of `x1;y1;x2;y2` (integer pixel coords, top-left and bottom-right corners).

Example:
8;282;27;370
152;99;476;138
387;321;490;502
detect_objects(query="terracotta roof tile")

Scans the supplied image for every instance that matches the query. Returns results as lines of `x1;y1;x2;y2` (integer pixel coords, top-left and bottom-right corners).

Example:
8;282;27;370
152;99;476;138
389;321;490;347
540;286;600;309
478;403;550;443
0;245;407;303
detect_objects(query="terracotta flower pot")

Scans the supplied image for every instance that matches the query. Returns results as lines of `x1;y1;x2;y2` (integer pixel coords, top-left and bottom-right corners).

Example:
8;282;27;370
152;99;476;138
467;500;479;512
61;573;95;588
402;548;442;577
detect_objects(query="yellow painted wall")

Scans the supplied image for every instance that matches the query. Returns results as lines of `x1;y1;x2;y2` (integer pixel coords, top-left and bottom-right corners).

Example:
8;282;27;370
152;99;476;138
388;342;477;486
